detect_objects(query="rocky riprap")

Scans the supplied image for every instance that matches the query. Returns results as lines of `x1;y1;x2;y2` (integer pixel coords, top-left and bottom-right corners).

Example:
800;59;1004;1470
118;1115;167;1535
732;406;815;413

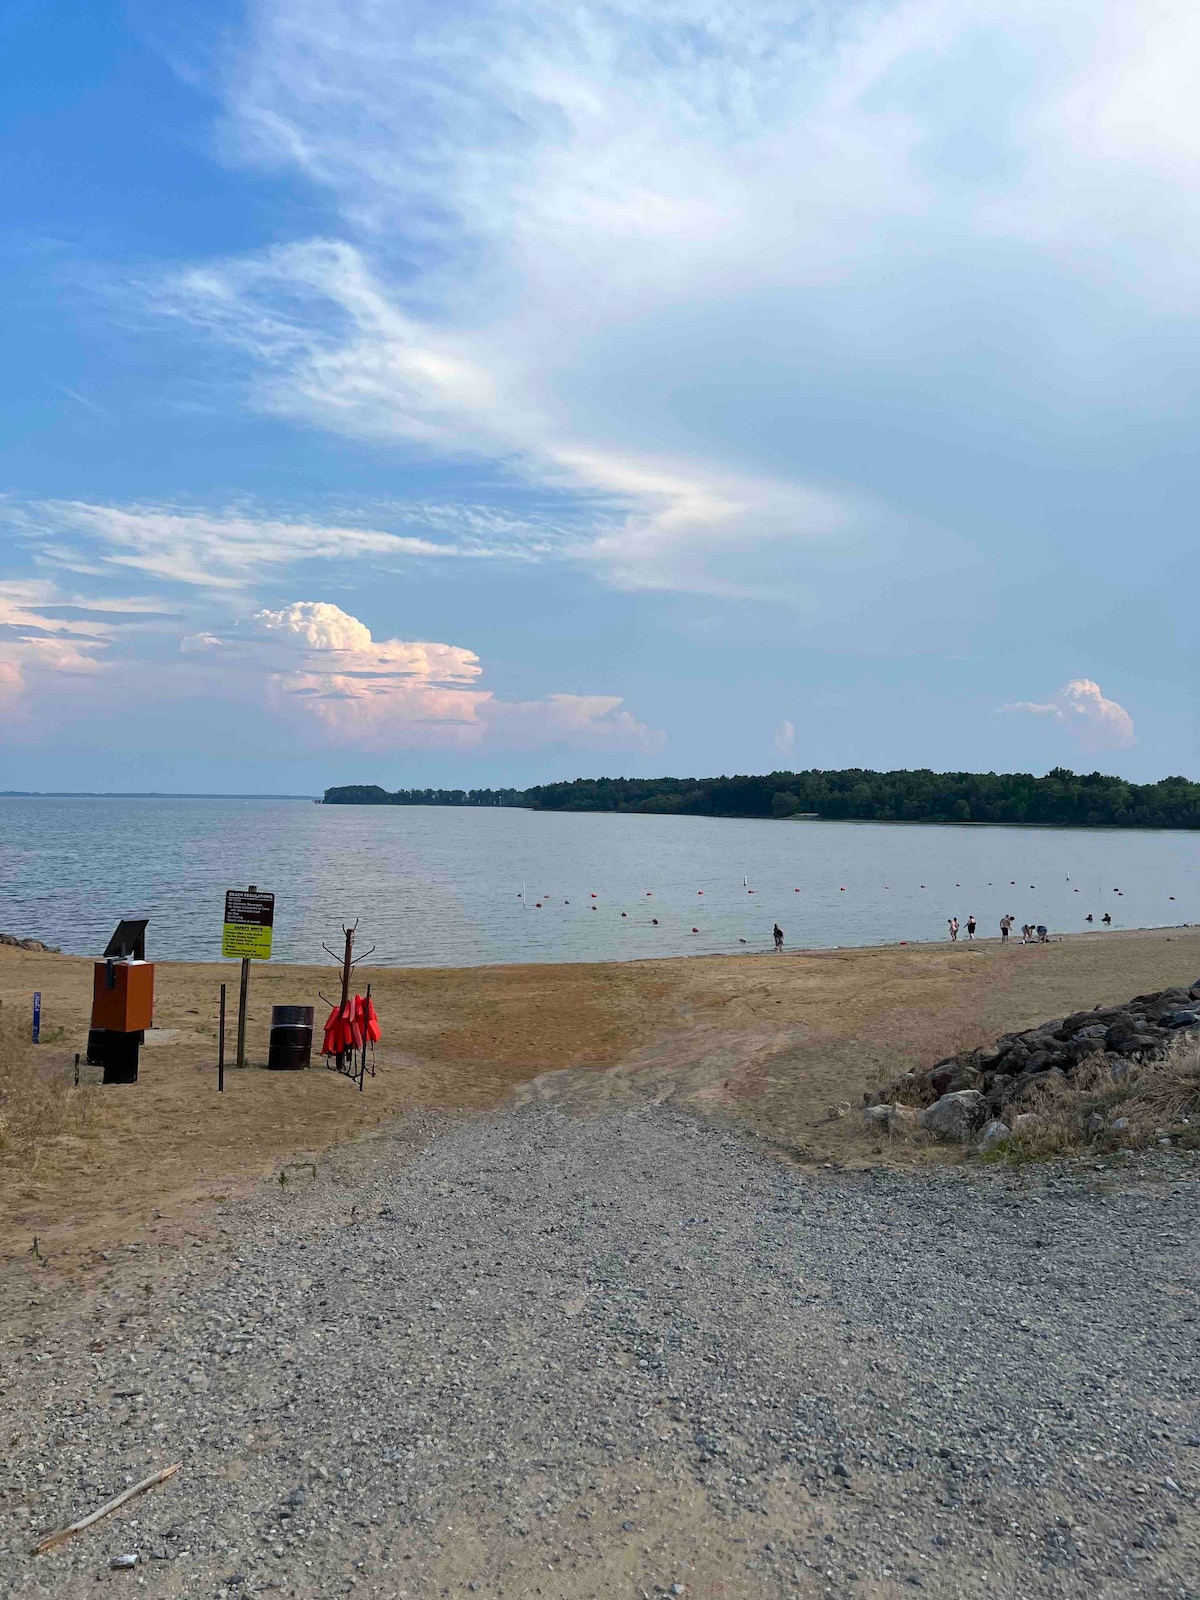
0;933;61;953
865;980;1200;1145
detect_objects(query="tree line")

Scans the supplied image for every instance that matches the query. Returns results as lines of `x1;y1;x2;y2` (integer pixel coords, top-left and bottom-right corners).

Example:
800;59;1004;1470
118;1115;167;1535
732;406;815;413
322;768;1200;828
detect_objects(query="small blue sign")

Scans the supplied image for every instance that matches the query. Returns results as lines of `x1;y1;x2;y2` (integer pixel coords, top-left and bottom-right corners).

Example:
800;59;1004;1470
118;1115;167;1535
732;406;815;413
32;991;41;1045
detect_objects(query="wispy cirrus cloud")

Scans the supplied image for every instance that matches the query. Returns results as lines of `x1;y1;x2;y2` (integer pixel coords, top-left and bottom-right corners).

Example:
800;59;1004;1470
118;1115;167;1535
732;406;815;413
140;0;1200;638
0;580;164;709
11;495;574;595
158;239;981;621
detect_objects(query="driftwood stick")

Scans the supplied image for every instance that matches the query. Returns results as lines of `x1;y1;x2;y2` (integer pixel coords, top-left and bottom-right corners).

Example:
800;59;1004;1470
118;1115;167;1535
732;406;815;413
34;1462;181;1555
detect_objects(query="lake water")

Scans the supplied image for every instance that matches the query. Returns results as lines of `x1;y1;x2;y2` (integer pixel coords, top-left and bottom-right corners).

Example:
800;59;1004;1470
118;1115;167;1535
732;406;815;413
2;797;1198;967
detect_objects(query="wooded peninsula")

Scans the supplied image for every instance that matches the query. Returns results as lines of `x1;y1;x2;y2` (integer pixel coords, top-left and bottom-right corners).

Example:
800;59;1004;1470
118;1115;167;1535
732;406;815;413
323;767;1200;829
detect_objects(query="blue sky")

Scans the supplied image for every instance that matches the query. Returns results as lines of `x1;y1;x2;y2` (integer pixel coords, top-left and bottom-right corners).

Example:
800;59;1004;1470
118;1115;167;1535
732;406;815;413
1;0;1196;793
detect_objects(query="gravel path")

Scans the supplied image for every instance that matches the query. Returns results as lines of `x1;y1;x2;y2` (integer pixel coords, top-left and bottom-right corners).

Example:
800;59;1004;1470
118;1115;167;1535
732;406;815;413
3;1105;1198;1599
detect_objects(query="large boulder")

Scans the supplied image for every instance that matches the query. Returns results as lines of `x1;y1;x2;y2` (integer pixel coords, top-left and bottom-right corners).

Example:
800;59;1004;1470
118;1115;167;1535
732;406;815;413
1009;1067;1069;1102
926;1057;979;1096
1063;1035;1107;1065
976;1118;1012;1152
1106;1022;1166;1057
863;1103;919;1134
919;1090;986;1141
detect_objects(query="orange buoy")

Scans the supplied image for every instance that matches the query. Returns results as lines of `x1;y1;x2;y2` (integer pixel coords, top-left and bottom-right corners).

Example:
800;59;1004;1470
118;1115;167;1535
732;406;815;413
535;902;542;908
698;890;704;895
691;927;699;933
591;892;597;897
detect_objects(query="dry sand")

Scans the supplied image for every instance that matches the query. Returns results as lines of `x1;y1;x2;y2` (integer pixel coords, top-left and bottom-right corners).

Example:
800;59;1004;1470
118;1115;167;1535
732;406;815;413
3;926;1199;1291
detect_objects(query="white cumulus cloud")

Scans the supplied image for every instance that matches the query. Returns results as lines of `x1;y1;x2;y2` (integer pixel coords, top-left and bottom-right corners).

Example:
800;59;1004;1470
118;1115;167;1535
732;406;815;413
999;678;1135;748
196;600;663;753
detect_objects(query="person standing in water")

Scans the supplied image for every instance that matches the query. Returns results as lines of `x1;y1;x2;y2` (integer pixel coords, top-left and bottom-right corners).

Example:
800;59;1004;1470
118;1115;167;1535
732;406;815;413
966;914;977;940
1000;913;1014;942
948;916;959;941
773;923;784;952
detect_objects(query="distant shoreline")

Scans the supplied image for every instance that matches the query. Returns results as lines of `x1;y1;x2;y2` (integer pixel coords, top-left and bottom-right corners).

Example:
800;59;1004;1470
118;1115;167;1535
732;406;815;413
0;795;1195;833
0;791;317;800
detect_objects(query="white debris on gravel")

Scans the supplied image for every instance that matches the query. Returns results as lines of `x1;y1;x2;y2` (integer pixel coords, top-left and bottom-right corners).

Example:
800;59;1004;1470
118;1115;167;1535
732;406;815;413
2;1104;1198;1598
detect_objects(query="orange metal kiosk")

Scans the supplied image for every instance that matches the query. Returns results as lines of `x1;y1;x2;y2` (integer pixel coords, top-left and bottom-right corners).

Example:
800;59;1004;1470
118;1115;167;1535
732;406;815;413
87;919;153;1084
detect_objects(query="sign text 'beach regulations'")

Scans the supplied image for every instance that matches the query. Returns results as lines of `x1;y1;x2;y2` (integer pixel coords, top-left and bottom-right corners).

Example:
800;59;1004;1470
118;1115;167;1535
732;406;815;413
222;889;275;960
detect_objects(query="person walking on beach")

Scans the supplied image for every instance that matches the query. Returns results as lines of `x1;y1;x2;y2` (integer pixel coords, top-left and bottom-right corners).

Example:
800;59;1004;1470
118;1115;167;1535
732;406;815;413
966;914;976;940
773;923;784;952
1000;913;1014;942
948;916;959;942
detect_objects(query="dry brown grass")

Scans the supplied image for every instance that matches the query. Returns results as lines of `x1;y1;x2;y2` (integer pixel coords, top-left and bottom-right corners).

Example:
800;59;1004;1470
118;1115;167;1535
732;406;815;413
992;1033;1200;1162
0;1014;101;1177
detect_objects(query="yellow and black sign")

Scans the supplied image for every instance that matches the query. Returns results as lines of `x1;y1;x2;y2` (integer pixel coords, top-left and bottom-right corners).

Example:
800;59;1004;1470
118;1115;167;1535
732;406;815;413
222;889;275;960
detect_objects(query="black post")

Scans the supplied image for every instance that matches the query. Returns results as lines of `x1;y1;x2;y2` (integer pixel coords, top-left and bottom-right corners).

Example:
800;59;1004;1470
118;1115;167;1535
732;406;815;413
360;981;371;1091
218;982;227;1093
235;957;250;1069
338;925;354;1078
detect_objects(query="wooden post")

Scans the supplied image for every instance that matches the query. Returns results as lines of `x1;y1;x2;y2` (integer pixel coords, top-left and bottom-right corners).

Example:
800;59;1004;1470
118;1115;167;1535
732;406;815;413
218;983;226;1092
235;958;250;1069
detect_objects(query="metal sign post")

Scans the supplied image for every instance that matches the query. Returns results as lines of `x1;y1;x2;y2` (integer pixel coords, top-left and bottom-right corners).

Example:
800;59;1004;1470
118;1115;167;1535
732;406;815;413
218;982;227;1093
222;886;274;1070
32;992;41;1045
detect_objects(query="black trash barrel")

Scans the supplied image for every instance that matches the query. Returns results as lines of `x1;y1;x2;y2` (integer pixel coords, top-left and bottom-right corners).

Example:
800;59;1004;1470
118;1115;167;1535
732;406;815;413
87;1029;142;1084
268;1005;314;1071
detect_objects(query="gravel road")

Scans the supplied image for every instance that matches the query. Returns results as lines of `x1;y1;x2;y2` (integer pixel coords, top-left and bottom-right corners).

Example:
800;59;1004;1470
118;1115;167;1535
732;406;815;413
3;1105;1198;1599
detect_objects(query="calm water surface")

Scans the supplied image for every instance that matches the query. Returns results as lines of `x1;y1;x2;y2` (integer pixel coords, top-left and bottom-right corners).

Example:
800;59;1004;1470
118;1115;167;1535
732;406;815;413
2;798;1198;966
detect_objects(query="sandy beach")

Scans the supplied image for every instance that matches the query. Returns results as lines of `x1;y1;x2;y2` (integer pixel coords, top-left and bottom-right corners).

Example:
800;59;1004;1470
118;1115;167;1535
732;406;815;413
4;925;1199;1280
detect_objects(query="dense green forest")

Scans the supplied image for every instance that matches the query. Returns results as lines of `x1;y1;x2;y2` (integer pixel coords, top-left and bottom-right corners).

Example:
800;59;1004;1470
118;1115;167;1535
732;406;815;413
323;768;1200;829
